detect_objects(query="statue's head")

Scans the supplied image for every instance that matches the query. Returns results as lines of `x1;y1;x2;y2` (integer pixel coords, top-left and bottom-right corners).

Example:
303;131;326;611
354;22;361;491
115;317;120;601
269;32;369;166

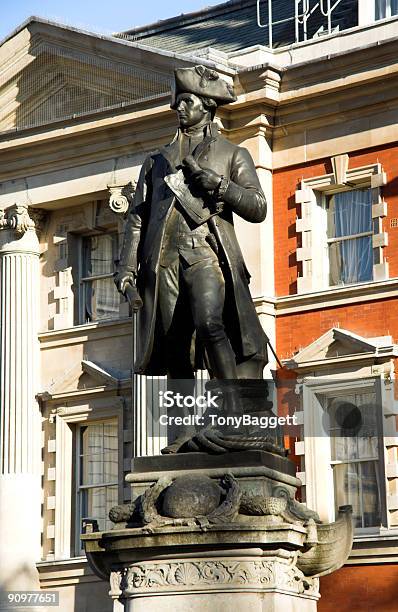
171;65;236;127
175;92;217;128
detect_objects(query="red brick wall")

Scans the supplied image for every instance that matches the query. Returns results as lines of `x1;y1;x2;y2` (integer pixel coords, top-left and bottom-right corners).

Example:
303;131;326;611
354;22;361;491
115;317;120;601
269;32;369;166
273;143;398;359
274;148;398;610
273;143;398;298
277;298;398;359
273;157;331;297
319;564;398;611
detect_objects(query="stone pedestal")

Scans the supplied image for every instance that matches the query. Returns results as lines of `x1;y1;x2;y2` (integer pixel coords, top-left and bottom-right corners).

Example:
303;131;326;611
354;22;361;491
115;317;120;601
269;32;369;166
83;451;352;612
128;450;300;502
84;523;319;612
0;205;41;591
109;549;319;612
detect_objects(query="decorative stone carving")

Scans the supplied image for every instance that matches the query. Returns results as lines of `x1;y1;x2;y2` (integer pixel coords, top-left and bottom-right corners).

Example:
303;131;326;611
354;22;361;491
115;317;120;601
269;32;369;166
109;569;124;598
110;558;318;596
297;505;353;577
272;485;321;523
203;473;242;524
108;181;136;215
140;476;173;525
0;203;36;235
109;473;242;528
162;474;222;518
108;502;136;525
29;208;48;236
0;208;7;229
107;470;352;582
240;493;289;518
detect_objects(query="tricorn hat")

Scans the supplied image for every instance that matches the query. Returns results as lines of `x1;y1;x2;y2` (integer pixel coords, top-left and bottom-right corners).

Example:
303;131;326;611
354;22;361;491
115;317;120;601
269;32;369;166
171;65;237;109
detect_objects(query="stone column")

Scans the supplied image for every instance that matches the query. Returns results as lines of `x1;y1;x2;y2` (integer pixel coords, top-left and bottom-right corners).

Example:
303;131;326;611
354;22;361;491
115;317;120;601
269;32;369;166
0;205;42;590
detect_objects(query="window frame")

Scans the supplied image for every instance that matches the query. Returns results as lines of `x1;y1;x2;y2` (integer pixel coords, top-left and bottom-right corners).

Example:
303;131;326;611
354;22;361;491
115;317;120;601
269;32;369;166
324;187;374;287
75;418;119;552
376;0;398;20
295;160;388;294
301;376;388;535
50;399;124;560
78;231;121;325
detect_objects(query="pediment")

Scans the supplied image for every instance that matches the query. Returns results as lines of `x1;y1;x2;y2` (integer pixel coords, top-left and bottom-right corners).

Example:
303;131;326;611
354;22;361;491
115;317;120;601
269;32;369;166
39;359;130;399
0;19;174;133
285;328;398;370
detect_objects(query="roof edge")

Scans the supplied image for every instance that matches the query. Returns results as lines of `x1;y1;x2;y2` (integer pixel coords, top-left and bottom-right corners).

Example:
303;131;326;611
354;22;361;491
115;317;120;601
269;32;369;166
118;0;254;38
0;15;236;75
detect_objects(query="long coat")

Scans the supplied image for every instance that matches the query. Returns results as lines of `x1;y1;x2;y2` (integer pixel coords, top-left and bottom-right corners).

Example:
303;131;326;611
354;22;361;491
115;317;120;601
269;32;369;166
119;125;268;375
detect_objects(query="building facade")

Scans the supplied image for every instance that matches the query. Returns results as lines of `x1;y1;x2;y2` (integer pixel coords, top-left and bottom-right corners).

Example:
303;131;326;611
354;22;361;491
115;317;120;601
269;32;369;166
0;1;397;610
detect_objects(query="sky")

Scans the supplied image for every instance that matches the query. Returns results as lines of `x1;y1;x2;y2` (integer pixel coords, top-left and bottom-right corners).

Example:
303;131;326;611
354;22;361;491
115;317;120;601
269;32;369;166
0;0;222;41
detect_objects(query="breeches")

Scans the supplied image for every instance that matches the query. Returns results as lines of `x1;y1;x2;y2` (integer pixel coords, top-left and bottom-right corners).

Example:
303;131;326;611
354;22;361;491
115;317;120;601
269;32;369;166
158;255;232;379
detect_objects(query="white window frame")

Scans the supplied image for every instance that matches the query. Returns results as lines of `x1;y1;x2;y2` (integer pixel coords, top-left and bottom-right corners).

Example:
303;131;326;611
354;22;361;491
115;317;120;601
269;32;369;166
301;376;387;535
50;398;123;560
76;418;119;553
79;231;121;325
295;159;388;294
325;189;374;286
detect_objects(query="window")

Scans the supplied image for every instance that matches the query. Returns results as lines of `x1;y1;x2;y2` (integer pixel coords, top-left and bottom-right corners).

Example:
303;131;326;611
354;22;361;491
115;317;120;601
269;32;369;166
327;391;382;529
295;160;388;294
376;0;398;20
80;232;120;322
326;189;373;286
77;420;119;537
301;376;386;532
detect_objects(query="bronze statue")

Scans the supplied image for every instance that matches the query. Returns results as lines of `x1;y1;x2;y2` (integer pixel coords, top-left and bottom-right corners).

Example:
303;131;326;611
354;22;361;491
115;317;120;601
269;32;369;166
115;65;268;374
114;65;269;429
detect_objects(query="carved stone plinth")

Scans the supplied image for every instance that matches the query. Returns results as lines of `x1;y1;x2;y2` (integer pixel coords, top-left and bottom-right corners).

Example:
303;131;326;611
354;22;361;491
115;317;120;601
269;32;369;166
111;551;319;612
84;524;320;612
83;451;352;611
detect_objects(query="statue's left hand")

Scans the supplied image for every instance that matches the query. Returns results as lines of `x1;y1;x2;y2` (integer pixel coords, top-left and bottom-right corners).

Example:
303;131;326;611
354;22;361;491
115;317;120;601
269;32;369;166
183;155;222;192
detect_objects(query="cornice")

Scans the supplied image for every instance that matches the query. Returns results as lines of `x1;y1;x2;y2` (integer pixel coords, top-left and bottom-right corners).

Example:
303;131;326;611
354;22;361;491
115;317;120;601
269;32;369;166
0;100;277;183
269;278;398;316
38;318;132;349
0;101;176;182
1;19;398;178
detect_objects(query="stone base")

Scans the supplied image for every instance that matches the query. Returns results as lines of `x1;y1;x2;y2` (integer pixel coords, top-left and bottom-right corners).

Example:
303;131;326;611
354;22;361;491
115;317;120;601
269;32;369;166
127;450;301;502
108;551;319;612
124;592;316;612
83;450;352;611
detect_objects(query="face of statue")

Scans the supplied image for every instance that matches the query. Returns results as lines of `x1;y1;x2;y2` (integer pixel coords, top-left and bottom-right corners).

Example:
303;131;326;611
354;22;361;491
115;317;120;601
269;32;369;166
175;93;210;128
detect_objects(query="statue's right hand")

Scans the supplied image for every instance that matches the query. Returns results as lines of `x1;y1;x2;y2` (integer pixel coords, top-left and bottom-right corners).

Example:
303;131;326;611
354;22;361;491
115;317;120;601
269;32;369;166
113;269;135;296
113;269;143;312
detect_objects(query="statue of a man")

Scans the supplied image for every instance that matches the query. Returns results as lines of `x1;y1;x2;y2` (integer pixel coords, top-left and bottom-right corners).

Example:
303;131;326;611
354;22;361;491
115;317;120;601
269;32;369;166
114;65;268;399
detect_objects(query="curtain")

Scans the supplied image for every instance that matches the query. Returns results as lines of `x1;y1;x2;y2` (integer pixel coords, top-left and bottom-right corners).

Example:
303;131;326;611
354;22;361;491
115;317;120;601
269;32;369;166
376;0;398;19
329;392;381;528
81;422;118;531
84;234;120;321
328;189;373;286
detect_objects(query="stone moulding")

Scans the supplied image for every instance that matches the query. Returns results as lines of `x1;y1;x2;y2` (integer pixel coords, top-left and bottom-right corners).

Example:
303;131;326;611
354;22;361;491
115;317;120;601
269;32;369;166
109;557;319;598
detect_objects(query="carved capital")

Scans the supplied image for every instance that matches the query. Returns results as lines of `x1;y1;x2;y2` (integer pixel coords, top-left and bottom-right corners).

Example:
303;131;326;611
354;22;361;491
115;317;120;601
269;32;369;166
108;182;136;215
0;204;36;235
